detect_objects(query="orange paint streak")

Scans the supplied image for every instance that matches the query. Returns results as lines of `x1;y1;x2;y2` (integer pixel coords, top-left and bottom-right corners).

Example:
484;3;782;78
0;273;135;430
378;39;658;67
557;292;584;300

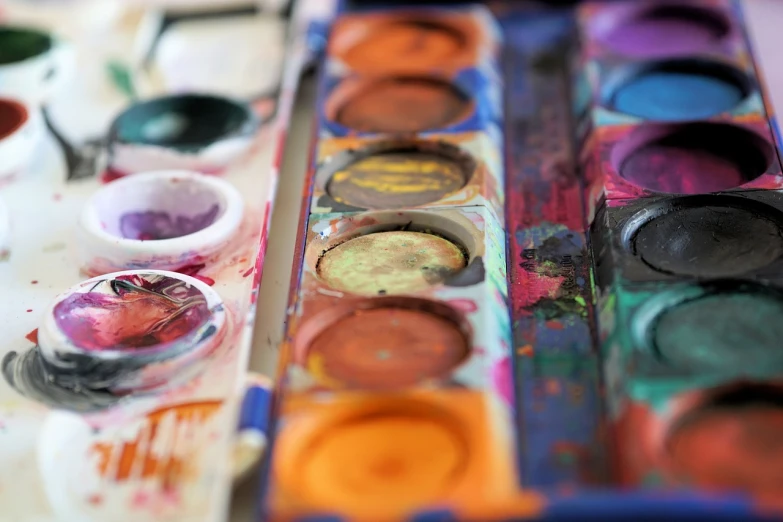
91;401;222;486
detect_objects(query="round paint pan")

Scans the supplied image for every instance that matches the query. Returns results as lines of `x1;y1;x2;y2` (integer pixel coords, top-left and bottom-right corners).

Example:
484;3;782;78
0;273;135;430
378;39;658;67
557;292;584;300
78;170;244;273
611;122;773;194
325;75;474;134
591;3;732;58
603;59;752;121
36;270;226;395
107;94;258;177
0;97;42;178
305;210;483;296
293;297;472;390
622;195;783;278
331;16;478;73
661;382;783;496
317;140;476;210
632;280;783;374
275;398;470;513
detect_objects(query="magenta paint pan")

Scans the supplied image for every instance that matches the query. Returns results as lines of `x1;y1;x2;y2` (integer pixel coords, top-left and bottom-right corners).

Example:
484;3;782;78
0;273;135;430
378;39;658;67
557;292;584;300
2;270;226;412
590;2;733;58
611;122;774;194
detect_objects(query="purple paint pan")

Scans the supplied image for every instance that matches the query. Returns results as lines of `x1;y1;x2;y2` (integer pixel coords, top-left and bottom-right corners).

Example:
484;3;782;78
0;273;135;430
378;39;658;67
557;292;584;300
78;170;244;274
590;2;733;58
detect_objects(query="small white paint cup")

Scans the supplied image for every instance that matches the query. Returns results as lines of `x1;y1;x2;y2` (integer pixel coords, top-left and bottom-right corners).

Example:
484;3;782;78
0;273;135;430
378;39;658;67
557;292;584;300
0;26;75;104
0;97;43;179
78;170;244;274
106;94;259;178
38;269;227;394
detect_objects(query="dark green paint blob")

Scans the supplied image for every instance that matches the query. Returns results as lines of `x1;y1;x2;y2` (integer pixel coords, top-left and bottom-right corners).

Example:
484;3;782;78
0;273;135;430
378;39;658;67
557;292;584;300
0;27;52;65
111;94;254;152
653;291;783;372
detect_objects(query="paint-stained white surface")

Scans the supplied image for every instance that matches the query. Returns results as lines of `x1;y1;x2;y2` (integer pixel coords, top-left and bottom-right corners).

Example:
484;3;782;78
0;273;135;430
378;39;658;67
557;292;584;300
0;3;289;522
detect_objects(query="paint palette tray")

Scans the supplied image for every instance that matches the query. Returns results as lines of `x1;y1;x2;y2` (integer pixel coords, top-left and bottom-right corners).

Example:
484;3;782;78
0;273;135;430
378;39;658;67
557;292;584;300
0;2;296;521
262;1;783;520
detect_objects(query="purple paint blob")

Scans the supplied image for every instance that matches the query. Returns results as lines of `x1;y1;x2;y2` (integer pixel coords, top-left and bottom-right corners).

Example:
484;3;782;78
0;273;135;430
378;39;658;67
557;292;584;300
119;204;220;240
54;274;210;352
597;5;730;58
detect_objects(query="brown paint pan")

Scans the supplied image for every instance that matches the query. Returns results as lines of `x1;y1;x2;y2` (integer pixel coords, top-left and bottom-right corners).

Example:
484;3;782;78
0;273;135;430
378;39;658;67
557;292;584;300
292;296;473;390
325;75;475;134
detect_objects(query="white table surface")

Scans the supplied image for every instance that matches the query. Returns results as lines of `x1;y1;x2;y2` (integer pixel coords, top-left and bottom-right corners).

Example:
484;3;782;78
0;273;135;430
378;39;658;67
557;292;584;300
229;1;783;519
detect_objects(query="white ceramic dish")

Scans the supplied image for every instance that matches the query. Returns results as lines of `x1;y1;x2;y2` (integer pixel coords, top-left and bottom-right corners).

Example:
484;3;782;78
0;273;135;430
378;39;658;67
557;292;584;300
78;170;244;273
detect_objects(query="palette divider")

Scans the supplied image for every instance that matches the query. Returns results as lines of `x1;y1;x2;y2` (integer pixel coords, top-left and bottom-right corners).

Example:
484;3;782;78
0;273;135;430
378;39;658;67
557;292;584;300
501;6;608;490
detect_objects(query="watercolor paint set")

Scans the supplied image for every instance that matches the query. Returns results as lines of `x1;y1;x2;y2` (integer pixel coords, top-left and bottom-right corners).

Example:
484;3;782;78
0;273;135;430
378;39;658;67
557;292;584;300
0;1;317;521
260;1;783;521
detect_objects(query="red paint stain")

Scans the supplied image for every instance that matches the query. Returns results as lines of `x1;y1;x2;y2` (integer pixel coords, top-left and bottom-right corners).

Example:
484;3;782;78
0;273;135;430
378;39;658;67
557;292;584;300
492;356;514;406
100;168;125;184
174;263;215;287
25;329;38;345
26;309;32;313
250;201;273;304
445;298;479;314
514;270;564;309
30;280;38;285
242;267;254;278
53;193;62;201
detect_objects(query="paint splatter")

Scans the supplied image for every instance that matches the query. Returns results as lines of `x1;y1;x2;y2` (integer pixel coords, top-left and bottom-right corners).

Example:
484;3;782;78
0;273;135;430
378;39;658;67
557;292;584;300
492;356;514;406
